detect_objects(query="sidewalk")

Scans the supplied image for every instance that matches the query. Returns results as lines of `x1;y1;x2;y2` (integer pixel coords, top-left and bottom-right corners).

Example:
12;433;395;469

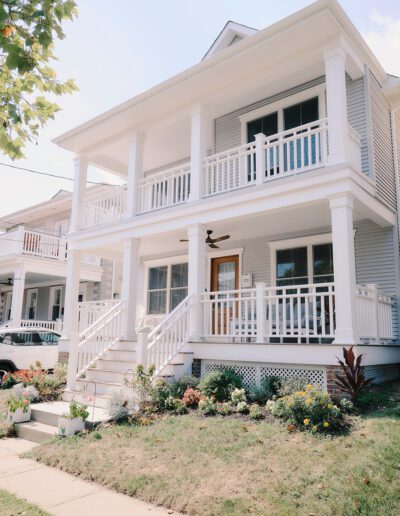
0;438;176;515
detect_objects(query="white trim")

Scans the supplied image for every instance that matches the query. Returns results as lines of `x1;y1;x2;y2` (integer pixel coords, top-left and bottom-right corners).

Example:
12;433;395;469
25;288;38;319
48;285;63;321
239;83;326;143
269;232;332;286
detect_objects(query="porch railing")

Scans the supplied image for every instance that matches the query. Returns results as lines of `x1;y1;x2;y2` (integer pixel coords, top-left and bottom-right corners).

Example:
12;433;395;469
1;319;63;332
77;299;120;334
82;186;127;227
0;226;67;260
203;119;328;197
137;164;190;214
201;282;393;343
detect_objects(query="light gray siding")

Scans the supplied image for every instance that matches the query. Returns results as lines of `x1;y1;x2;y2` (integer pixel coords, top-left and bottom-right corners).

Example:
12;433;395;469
214;76;325;153
368;71;397;210
346;75;369;177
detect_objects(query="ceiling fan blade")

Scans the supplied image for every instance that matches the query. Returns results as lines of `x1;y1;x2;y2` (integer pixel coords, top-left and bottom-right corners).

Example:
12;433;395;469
179;239;189;242
213;235;230;243
209;243;219;249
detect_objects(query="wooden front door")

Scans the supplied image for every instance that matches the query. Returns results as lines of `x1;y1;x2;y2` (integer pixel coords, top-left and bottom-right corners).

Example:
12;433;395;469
210;255;239;336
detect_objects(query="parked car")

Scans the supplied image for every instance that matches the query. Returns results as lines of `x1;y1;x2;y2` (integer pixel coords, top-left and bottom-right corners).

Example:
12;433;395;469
0;328;60;381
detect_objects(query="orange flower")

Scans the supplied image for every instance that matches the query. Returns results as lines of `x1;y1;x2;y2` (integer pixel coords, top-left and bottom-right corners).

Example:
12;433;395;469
287;423;295;433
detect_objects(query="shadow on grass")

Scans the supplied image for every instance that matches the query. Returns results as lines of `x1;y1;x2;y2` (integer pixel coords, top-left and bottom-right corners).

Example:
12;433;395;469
356;380;400;420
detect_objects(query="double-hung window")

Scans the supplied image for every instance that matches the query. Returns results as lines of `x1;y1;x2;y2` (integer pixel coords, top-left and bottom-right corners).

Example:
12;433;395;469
147;263;188;315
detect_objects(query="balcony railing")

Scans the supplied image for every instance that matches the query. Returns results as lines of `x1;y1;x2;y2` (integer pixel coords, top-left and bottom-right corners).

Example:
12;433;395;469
0;226;67;260
82;186;127;228
137;163;190;214
204;118;329;197
201;282;393;343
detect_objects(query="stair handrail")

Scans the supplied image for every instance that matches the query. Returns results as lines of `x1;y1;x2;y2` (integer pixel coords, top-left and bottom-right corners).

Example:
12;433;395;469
147;295;192;375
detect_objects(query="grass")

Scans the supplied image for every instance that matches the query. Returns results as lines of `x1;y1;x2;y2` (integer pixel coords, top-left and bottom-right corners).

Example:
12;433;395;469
27;381;400;515
0;390;13;439
0;488;49;516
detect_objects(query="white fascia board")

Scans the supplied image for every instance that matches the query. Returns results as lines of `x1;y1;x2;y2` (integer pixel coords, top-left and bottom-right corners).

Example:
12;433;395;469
67;168;395;252
54;0;386;153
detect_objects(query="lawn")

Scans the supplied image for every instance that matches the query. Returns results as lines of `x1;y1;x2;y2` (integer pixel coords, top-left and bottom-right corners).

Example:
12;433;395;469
28;382;400;515
0;488;49;516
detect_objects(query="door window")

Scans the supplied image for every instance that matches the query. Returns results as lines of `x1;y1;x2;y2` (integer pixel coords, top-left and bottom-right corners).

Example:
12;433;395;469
26;290;38;319
50;287;63;320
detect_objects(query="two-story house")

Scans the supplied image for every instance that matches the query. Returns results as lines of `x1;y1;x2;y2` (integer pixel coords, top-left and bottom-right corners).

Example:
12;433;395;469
55;0;400;407
0;189;122;339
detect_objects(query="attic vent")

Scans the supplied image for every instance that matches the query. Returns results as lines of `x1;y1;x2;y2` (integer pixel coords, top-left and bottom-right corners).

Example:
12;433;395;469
229;35;243;46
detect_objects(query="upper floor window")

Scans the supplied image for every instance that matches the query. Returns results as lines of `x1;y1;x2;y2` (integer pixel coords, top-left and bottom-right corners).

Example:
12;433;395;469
247;112;278;143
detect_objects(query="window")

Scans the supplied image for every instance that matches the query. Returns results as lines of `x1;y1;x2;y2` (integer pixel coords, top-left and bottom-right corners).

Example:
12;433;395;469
247;112;278;142
147;263;188;315
275;243;333;286
283;97;319;130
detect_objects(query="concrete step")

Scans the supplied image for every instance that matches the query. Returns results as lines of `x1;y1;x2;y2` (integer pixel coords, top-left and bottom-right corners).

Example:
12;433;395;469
16;420;58;443
97;358;137;372
113;340;137;351
75;378;122;396
63;389;111;409
31;401;110;428
86;368;128;383
102;349;136;361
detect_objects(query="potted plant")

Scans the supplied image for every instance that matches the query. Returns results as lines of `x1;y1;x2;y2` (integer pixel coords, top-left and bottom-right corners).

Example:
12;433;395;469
7;396;31;424
58;400;89;436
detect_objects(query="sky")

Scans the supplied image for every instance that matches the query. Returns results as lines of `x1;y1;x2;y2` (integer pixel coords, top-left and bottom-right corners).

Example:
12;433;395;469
0;0;400;218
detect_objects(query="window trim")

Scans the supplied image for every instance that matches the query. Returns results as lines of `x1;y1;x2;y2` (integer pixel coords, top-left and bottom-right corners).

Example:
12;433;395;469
25;288;38;320
269;233;332;286
239;84;326;144
48;285;64;321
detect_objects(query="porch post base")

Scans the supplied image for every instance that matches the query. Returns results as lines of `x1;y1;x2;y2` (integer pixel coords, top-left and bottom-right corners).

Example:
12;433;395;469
332;329;360;346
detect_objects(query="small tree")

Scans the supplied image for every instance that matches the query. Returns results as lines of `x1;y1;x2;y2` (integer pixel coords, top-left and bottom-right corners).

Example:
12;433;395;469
0;0;78;158
335;346;373;402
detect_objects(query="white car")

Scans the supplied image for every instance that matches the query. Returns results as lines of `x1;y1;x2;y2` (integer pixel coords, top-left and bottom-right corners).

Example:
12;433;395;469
0;328;60;380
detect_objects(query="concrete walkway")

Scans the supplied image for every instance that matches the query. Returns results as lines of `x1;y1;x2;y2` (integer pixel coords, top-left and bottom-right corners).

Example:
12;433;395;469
0;438;176;515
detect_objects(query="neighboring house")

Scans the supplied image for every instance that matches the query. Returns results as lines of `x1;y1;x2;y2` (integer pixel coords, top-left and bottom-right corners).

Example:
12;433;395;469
0;190;122;331
56;0;400;406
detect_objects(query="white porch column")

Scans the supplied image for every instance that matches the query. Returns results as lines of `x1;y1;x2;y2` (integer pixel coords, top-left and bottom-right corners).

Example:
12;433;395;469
324;46;348;166
125;132;145;218
189;105;210;202
70;156;88;232
330;194;359;345
62;248;82;339
187;223;206;340
121;237;141;341
10;267;25;326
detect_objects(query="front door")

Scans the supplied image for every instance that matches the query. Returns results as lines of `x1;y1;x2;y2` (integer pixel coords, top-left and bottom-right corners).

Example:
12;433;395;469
210;255;239;336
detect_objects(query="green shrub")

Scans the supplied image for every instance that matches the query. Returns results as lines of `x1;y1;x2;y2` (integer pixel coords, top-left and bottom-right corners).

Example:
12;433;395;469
236;401;249;414
164;396;188;415
151;380;173;411
217;401;234;416
276;377;309;397
170;374;200;399
266;384;344;433
231;388;246;404
249;404;263;420
247;376;282;403
199;396;217;416
199;369;243;402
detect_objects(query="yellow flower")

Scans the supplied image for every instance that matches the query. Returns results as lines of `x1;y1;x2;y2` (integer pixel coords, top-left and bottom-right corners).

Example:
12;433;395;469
307;384;312;390
305;398;313;405
303;418;310;426
328;403;332;409
312;425;318;432
323;421;329;428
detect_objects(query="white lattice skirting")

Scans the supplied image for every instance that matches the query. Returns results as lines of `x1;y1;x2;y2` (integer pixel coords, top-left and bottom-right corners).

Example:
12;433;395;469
364;364;399;383
201;360;327;390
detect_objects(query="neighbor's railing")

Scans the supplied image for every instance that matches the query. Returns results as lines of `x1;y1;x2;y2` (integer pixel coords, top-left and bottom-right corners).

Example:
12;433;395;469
82;186;127;227
77;299;120;334
81;254;102;267
203;119;328;197
137;164;190;214
1;319;63;332
356;284;393;341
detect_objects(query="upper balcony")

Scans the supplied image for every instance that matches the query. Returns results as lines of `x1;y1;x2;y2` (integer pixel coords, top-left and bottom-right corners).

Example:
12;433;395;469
80;117;361;229
0;226;101;267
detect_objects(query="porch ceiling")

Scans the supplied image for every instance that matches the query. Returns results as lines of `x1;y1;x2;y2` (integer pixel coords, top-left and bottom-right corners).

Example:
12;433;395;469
0;272;65;287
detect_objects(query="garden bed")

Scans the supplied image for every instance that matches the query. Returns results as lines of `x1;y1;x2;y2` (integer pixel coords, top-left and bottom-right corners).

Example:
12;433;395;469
27;381;400;515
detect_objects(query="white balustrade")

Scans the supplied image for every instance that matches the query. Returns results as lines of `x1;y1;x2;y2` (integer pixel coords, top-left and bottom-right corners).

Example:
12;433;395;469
76;300;124;377
20;319;63;332
77;299;119;334
356;284;393;341
22;228;66;260
203;119;328;197
81;254;102;267
82;187;127;227
146;295;191;375
137;164;190;214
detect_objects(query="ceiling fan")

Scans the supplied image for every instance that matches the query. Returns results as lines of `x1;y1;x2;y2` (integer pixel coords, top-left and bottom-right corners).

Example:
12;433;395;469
180;229;230;249
0;278;13;286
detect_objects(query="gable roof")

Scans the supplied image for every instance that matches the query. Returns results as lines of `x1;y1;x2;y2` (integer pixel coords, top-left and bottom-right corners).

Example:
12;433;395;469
202;21;258;61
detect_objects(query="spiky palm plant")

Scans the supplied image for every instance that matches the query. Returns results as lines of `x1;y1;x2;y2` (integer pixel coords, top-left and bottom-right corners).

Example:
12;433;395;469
335;347;373;402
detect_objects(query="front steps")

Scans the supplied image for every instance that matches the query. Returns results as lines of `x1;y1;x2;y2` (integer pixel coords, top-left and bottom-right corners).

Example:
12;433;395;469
15;401;110;443
62;339;194;410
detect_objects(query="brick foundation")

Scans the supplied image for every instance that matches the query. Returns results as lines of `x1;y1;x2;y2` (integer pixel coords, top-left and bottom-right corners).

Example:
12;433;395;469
192;358;201;378
326;365;346;396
